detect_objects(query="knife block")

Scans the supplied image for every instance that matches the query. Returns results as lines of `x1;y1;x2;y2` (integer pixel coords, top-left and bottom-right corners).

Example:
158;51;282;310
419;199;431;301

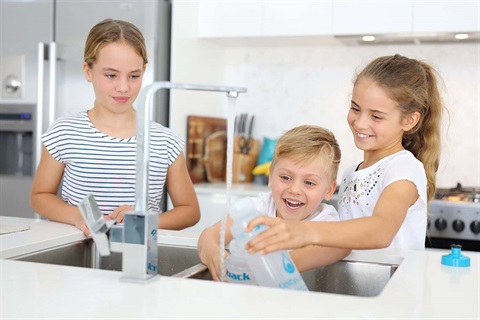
232;137;259;183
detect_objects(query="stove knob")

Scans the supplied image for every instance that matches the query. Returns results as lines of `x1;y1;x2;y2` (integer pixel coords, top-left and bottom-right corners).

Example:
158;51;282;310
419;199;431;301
434;218;447;231
471;221;480;234
452;219;465;232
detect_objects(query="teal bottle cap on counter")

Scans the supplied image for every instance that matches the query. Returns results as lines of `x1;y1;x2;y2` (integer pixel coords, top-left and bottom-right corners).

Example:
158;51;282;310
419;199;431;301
441;244;471;267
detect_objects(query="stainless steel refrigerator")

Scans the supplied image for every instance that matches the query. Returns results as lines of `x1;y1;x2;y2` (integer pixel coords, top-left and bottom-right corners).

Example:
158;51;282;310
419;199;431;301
0;0;171;218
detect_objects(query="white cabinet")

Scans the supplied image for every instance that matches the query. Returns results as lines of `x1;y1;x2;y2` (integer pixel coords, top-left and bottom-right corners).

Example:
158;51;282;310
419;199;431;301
332;0;413;35
413;1;480;33
198;0;262;38
263;2;332;36
198;0;479;39
198;1;332;38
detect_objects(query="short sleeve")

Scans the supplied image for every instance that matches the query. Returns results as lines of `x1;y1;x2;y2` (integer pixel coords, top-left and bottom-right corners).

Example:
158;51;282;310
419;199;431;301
382;152;428;206
150;122;185;166
41;117;69;163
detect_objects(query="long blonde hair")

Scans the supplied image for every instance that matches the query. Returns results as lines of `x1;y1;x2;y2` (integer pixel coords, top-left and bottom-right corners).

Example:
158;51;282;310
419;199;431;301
355;54;444;201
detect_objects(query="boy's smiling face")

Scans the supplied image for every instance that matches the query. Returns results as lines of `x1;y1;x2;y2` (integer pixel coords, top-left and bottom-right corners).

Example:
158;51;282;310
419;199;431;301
268;156;336;221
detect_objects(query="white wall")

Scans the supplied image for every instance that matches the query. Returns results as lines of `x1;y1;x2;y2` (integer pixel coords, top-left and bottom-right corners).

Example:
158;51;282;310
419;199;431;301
169;1;226;137
171;3;480;189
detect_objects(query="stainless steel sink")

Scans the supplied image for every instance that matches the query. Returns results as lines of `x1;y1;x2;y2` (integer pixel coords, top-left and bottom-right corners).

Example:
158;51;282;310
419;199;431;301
10;240;400;296
183;259;400;297
9;239;202;277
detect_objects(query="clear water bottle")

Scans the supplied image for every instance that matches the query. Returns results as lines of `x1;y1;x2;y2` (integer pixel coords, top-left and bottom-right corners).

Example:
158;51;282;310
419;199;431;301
229;197;309;291
225;239;257;285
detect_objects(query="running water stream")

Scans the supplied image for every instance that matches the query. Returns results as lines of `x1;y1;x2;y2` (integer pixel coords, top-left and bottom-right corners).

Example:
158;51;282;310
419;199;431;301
219;94;237;282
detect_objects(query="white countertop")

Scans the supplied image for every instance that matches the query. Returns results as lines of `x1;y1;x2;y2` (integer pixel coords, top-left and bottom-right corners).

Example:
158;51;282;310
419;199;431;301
1;216;479;319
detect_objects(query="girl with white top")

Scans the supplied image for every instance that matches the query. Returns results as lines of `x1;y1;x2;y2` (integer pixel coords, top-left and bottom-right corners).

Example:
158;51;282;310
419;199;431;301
30;19;200;236
245;54;444;252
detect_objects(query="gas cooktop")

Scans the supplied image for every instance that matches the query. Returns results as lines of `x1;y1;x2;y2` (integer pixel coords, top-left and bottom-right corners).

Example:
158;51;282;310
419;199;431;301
435;183;480;203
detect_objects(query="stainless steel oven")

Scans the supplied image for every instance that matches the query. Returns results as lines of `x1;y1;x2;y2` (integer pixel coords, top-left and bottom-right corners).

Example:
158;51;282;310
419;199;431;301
426;184;480;252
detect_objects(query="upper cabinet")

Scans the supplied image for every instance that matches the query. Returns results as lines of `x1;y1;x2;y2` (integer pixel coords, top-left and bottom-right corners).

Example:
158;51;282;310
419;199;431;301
332;1;413;35
198;0;479;39
198;0;332;38
198;1;263;38
262;2;332;36
413;1;479;33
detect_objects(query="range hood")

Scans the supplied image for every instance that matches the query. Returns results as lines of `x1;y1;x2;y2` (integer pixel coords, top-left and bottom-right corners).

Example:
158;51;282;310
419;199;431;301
335;32;480;45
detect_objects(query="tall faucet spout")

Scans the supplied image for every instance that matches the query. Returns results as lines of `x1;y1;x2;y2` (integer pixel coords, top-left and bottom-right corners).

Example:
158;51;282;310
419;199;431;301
80;81;246;282
133;81;247;215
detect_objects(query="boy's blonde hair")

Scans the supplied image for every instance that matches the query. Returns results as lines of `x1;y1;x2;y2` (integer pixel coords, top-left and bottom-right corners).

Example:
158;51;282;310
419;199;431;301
270;125;341;183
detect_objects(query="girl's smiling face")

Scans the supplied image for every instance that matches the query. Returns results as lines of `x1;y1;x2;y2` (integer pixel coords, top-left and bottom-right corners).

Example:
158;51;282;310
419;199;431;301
83;41;145;113
348;78;414;157
268;156;336;221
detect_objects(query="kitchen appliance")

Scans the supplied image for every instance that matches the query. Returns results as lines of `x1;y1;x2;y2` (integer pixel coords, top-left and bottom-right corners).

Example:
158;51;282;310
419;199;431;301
0;0;171;218
426;184;480;252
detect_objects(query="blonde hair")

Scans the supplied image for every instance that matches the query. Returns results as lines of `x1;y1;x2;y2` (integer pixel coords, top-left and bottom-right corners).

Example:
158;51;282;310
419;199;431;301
270;125;341;183
84;19;148;68
355;54;444;202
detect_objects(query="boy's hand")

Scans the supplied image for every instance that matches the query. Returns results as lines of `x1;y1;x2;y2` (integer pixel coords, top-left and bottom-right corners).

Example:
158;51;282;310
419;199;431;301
207;250;229;282
245;216;312;254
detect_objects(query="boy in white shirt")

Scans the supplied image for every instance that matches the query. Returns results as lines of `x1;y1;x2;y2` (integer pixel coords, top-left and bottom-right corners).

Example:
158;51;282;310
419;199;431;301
197;125;351;281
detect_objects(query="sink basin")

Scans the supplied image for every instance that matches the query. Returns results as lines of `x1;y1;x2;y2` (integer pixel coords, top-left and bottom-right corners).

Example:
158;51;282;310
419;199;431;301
9;239;202;277
10;239;400;297
184;259;400;297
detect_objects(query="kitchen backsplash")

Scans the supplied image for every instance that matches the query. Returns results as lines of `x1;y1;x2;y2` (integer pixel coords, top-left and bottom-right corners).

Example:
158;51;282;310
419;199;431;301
220;43;479;188
170;3;478;189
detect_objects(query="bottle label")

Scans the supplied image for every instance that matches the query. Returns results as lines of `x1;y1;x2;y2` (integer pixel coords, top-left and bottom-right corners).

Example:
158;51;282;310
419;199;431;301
282;252;295;274
226;270;252;282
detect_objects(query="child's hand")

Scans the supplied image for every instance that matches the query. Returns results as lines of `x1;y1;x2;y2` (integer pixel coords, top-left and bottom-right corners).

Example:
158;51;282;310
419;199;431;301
72;211;92;237
109;204;135;223
198;239;227;281
245;216;312;254
205;250;229;282
76;222;92;237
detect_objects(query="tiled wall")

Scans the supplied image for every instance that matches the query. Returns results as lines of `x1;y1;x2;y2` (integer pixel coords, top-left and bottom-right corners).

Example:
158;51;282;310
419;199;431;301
221;42;479;188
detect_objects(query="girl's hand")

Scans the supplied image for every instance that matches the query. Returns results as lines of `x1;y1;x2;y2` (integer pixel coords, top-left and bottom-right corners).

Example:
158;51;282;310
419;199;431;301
71;210;92;237
109;204;135;223
245;216;313;254
76;222;92;238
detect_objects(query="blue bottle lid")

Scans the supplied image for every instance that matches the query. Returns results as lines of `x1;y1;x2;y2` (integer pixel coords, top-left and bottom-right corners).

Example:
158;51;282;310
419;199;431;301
441;244;471;267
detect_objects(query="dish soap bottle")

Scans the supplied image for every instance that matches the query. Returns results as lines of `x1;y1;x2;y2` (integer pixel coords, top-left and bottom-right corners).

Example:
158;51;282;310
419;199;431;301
229;197;308;291
225;239;257;285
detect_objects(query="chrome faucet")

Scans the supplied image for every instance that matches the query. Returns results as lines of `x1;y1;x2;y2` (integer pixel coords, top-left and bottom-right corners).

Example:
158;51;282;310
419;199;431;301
79;82;247;282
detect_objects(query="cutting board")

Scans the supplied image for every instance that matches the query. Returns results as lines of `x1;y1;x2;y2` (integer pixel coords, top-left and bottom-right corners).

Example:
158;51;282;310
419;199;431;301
186;115;227;183
203;131;227;182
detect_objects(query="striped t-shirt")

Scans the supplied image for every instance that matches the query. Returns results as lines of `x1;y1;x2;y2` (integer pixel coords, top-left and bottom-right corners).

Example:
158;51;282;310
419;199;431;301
42;111;184;214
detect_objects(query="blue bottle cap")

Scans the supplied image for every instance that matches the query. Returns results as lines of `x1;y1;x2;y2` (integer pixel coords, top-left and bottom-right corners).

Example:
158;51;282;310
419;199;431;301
441;244;471;267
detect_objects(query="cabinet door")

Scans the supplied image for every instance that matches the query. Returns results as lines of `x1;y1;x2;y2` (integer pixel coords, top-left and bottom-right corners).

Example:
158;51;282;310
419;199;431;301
198;0;263;38
263;1;333;36
333;0;413;35
413;1;479;33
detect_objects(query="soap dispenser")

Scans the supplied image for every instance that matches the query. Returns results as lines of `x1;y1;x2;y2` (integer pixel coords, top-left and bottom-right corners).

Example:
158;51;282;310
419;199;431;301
441;244;471;267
